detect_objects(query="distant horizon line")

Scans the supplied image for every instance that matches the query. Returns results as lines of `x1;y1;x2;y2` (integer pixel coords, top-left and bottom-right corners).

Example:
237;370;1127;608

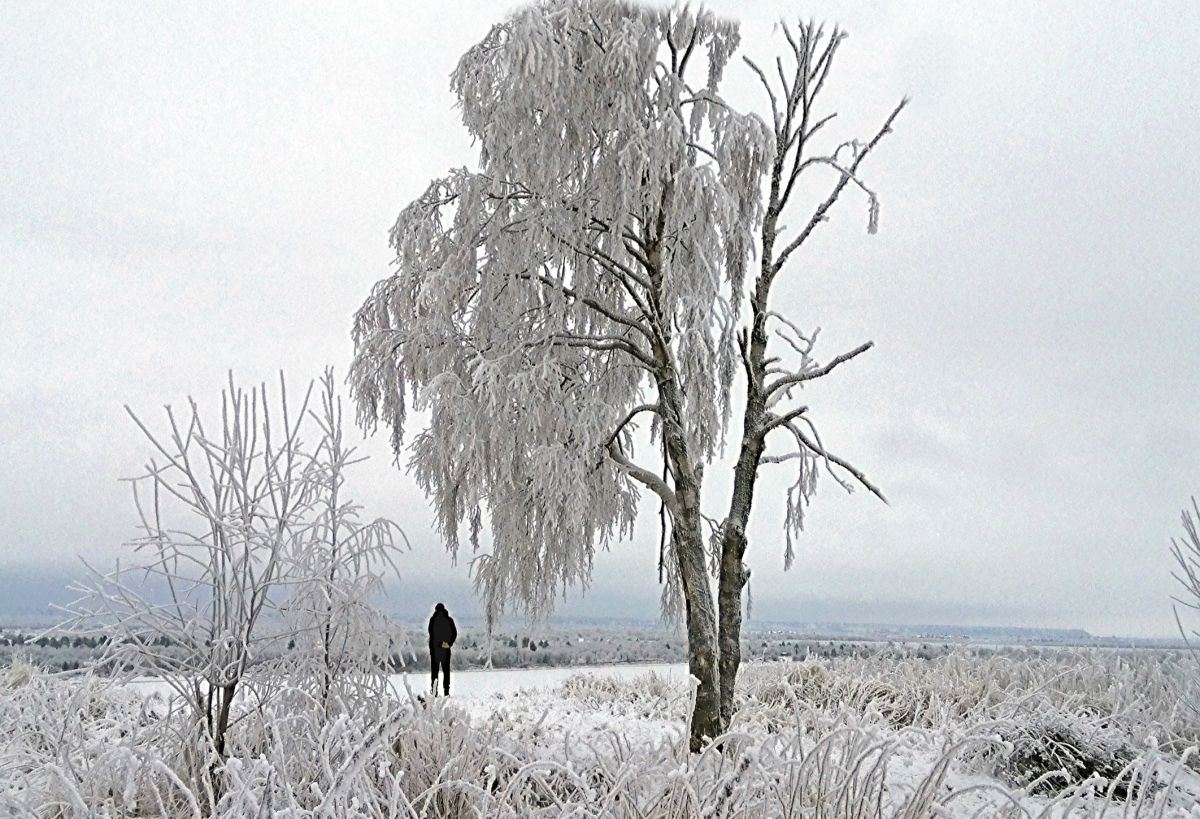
389;613;1176;638
0;609;1184;644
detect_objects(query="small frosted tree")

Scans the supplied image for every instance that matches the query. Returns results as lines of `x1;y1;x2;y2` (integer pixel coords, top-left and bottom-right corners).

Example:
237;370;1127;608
351;0;902;750
283;369;407;719
59;371;404;795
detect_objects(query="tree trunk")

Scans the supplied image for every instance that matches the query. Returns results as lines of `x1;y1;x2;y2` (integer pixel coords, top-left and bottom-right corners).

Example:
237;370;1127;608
213;681;236;760
716;248;773;730
673;484;722;752
203;680;237;806
716;441;761;728
657;356;722;751
644;221;722;751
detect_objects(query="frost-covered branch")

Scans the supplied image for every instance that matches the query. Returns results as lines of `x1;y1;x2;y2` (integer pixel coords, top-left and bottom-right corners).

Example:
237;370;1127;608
765;341;874;401
606;440;679;515
774;418;887;504
543;332;658;370
761;404;810;434
772;97;908;273
514;270;655;342
605;403;661;448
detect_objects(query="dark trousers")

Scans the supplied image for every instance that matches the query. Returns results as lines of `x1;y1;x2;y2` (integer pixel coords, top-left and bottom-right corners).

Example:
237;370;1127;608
430;646;451;694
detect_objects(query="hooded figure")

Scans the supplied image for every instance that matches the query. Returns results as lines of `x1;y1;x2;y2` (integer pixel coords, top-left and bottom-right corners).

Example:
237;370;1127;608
427;603;457;696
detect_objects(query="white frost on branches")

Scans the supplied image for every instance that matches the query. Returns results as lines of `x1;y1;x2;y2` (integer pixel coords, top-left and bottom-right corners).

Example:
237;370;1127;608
284;370;408;717
57;371;406;771
351;0;771;621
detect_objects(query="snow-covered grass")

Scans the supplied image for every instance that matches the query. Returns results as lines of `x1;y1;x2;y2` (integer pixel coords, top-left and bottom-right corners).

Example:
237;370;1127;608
3;649;1199;817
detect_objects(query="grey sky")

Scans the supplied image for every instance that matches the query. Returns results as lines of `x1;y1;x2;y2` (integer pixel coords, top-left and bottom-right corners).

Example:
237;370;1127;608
2;1;1198;637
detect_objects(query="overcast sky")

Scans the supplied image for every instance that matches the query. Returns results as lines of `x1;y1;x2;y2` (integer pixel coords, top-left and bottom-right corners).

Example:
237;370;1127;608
2;1;1198;637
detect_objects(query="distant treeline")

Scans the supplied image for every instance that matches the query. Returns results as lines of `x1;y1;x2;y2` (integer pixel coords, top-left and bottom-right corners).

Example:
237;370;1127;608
1;624;1000;675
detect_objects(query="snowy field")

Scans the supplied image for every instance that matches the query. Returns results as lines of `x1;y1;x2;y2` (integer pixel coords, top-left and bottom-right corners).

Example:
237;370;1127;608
389;660;687;698
388;654;1200;816
119;661;689;701
17;649;1198;817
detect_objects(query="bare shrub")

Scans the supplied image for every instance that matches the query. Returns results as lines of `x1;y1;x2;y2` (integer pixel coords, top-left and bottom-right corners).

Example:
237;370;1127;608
53;370;405;802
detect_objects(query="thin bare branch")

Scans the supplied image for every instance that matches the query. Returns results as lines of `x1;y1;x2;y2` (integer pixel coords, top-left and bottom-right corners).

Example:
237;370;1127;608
767;341;874;399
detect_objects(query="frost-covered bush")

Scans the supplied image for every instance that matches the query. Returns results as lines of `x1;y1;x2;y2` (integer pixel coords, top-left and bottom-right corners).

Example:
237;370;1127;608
749;658;833;708
982;709;1141;795
735;649;1200;754
0;666;194;816
3;659;35;689
559;670;674;706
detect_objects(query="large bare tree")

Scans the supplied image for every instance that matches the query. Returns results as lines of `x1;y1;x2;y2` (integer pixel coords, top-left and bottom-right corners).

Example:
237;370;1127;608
715;22;906;726
351;0;903;750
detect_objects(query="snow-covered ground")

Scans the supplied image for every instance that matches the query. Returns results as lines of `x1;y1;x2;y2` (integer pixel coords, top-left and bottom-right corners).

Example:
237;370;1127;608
123;660;690;702
392;657;1200;816
389;660;688;698
402;663;694;760
12;652;1200;816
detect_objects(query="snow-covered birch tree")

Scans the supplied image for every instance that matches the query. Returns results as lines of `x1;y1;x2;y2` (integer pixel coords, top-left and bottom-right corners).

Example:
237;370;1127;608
352;1;905;750
714;22;906;726
351;0;769;749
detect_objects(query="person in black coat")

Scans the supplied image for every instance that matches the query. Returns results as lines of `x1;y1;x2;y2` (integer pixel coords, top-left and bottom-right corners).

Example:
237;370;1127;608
428;603;457;696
